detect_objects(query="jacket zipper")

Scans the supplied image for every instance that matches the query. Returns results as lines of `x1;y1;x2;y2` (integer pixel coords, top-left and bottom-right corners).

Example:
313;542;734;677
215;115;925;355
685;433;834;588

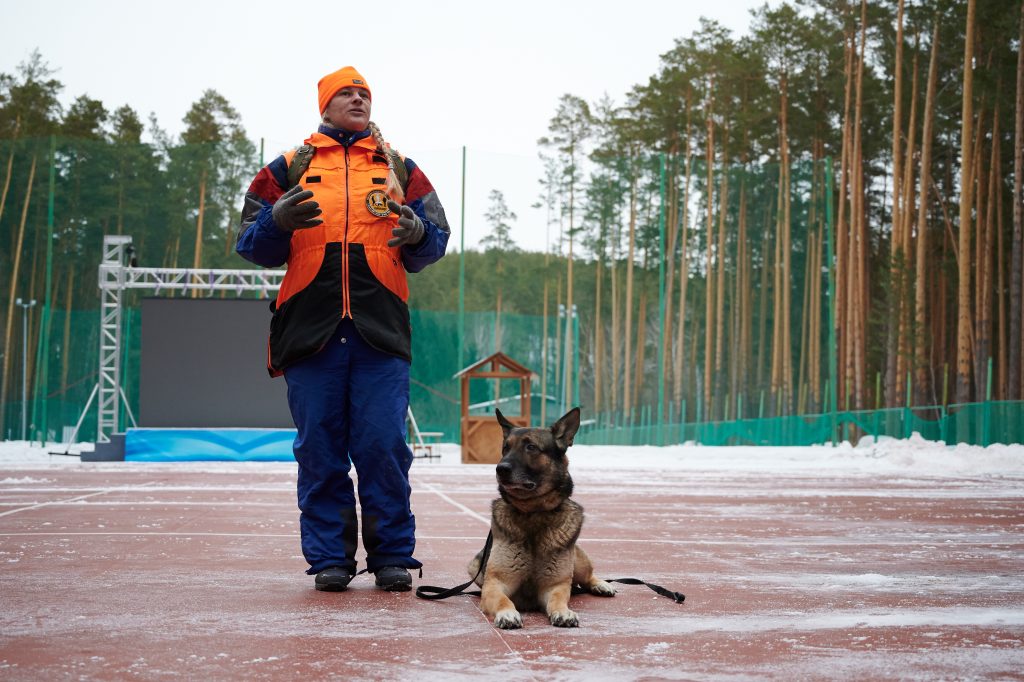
342;145;351;318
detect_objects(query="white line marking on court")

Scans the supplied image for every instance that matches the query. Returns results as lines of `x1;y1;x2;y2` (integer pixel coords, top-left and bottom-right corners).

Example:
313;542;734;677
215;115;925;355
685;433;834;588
0;531;298;538
0;489;113;518
0;501;289;508
0;486;293;493
0;532;484;540
414;478;490;526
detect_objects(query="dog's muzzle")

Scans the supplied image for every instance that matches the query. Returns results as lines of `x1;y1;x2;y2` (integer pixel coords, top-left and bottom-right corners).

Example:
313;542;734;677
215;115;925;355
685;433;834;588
496;462;537;492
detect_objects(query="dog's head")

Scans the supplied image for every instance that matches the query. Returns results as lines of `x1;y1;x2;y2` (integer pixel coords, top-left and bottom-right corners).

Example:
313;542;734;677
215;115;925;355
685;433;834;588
493;407;580;509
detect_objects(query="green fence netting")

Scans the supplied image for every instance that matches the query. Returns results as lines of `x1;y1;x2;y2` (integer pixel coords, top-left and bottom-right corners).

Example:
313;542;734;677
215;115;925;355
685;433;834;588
5;302;1023;448
3;136;1021;448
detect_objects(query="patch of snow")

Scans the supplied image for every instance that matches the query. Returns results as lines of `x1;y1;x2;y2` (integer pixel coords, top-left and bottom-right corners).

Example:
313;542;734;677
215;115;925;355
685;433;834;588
1;434;1022;478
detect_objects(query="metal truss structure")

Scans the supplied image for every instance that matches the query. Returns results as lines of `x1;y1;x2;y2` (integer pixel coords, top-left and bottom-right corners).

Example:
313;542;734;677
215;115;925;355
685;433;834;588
90;235;283;442
87;234;431;454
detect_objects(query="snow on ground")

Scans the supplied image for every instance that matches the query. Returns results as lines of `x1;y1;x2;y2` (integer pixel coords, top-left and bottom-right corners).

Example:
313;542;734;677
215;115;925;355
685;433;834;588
2;433;1021;679
1;432;1021;477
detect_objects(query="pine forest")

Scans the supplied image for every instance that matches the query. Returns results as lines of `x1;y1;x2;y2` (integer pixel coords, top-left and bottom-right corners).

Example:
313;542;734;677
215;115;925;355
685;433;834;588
1;0;1023;443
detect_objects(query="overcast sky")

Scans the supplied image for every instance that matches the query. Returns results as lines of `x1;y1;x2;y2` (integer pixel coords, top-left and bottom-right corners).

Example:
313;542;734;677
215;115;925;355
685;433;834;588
2;0;773;253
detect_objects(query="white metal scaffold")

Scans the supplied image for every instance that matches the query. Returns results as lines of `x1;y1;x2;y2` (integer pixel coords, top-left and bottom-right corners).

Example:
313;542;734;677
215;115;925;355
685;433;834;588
81;234;434;456
81;235;285;444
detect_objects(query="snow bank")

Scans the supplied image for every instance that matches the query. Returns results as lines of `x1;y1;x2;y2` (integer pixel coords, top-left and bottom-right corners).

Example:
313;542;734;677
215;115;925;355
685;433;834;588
1;432;1021;477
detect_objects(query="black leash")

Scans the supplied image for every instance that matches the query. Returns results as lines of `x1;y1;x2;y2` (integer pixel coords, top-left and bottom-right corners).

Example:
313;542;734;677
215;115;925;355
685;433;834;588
574;577;685;603
415;532;685;604
415;532;492;600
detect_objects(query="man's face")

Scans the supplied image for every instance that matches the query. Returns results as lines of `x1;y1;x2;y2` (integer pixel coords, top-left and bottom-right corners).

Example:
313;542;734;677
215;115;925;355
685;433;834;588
323;87;371;131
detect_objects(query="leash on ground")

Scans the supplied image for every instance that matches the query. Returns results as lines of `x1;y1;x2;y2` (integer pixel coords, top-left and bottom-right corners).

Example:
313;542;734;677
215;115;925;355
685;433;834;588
415;532;492;600
414;532;685;604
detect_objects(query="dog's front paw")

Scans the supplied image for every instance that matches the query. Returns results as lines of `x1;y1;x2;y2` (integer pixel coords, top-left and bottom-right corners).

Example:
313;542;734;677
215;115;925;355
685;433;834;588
590;579;617;597
549;608;579;627
494;609;523;629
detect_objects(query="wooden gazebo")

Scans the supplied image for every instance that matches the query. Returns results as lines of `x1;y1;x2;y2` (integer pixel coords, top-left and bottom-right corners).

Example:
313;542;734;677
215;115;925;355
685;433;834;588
455;352;533;464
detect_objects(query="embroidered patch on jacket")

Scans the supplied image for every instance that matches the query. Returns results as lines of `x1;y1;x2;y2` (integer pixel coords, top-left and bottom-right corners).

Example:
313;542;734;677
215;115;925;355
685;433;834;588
366;189;391;217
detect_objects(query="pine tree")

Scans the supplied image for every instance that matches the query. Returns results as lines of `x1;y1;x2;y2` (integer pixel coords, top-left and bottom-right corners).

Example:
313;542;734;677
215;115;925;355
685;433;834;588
539;95;591;410
955;0;977;404
481;189;518;350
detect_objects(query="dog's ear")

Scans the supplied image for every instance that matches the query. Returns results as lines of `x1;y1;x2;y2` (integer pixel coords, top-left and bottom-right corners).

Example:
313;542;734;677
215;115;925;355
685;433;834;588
550;407;581;451
494;408;515;440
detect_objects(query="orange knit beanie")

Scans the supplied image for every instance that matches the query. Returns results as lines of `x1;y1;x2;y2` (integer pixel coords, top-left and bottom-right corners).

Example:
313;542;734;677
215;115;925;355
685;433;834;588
317;66;371;114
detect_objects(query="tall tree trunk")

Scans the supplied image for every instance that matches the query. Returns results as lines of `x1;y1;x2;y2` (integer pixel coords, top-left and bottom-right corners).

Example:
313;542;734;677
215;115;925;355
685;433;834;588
850;0;869;409
495;287;503;352
171;232;182;269
885;0;906;406
690;291;700;417
611;261;620;417
0;122;18;235
1009;0;1024;400
192;168;207;282
810;188;824;412
624;153;638;419
837;29;854;408
798;229;814;413
1;154;37;438
703;83;716;419
977;99;999;398
713;121;730;419
26;202;44;429
955;0;977;403
915;18;941;405
60;267;74;396
972;104;988;398
995;125;1007;399
673;104;694;411
733;165;749;412
805;144;821;412
756;208;773;396
0;128;18;436
594;257;603;414
771;165;785;414
661;140;680;421
542;281;549;425
781;77;793;412
555;276;563;413
771;73;793;414
897;40;920;404
565;162;576;409
633;290;648;411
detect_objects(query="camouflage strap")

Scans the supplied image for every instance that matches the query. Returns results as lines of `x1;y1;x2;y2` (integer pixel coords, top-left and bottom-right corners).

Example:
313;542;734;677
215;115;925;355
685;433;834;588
388;147;408;189
286;143;316;189
286;143;407;191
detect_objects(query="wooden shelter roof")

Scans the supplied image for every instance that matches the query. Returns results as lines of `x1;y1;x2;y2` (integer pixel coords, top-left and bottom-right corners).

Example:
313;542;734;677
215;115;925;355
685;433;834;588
452;352;533;380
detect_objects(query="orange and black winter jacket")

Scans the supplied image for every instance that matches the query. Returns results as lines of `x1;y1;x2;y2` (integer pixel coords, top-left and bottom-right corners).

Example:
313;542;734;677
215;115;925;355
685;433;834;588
236;127;449;376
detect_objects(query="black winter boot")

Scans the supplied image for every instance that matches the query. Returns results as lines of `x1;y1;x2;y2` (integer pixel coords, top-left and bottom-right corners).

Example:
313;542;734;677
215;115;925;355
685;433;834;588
315;566;354;592
374;566;412;592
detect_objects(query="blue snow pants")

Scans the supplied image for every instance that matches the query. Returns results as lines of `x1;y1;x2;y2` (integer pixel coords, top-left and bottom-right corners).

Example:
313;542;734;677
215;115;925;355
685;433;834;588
283;318;420;575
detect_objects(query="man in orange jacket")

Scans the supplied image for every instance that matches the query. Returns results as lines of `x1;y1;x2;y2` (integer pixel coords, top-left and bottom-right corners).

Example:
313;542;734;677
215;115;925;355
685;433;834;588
237;66;449;592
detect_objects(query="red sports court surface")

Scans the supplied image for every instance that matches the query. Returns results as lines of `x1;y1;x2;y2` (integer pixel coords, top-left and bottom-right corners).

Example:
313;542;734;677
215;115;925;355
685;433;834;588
1;453;1022;680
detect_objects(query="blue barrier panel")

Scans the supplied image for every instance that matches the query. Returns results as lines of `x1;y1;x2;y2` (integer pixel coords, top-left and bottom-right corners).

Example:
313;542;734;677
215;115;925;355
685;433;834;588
125;428;297;462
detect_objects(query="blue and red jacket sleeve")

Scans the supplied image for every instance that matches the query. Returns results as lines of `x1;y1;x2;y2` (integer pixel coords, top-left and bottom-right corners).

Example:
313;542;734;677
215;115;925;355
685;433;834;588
236;155;292;268
399;157;450;273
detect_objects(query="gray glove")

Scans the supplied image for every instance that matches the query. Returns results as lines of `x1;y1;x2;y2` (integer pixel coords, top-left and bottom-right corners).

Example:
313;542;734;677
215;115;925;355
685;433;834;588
387;200;425;247
272;184;323;231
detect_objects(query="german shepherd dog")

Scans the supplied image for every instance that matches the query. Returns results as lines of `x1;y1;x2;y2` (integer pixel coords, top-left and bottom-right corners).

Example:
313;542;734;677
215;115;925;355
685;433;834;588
467;407;616;629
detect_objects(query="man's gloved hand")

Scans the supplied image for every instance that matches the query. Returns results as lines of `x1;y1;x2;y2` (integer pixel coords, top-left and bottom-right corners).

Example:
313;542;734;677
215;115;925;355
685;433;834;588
272;185;323;232
387;200;425;247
